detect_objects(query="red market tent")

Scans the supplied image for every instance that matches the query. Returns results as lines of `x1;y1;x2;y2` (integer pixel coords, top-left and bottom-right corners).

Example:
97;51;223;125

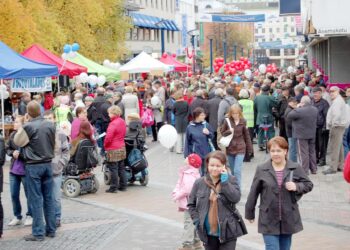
22;44;87;78
159;55;190;72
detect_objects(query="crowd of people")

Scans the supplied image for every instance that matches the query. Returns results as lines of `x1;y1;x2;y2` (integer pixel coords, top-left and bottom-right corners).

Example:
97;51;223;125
0;66;349;250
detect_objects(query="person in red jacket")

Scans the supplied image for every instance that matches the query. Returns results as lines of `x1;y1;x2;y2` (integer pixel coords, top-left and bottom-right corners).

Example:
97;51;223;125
104;106;127;193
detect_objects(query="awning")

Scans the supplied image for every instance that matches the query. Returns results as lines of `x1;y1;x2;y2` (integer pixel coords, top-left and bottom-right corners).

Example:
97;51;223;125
129;12;179;31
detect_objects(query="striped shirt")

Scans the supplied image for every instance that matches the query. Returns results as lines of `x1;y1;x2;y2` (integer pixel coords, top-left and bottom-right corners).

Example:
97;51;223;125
275;170;284;220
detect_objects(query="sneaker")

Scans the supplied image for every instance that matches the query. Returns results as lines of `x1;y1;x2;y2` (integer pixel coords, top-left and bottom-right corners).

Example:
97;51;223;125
24;234;44;241
8;217;22;226
105;188;117;193
45;232;56;238
24;216;33;226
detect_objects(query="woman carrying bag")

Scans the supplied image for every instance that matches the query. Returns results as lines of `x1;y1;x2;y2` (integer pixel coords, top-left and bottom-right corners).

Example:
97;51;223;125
188;151;247;250
245;136;313;250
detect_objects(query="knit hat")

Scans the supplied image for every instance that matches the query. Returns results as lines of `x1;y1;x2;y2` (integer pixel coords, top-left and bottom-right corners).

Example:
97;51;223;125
187;154;202;168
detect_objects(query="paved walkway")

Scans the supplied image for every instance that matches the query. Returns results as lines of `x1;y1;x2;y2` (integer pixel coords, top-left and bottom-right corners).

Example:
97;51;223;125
1;137;350;249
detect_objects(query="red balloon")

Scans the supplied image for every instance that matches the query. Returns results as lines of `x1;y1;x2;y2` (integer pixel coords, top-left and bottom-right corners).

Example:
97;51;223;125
244;65;249;70
244;58;248;63
230;69;236;75
172;53;176;58
240;57;244;61
162;52;167;58
214;58;220;63
188;72;192;77
267;64;271;67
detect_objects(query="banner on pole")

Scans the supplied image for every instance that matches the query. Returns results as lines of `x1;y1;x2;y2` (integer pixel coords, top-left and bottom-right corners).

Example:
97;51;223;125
10;77;52;92
197;14;265;23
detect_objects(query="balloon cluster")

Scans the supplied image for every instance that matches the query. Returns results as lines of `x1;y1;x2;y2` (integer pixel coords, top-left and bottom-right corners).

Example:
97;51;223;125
0;85;9;99
62;43;80;60
214;57;252;77
78;72;106;87
103;60;121;70
162;52;177;59
258;63;278;74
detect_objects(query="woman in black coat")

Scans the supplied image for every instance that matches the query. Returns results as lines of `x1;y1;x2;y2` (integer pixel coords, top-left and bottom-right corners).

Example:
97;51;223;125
0;136;6;238
245;136;313;250
173;90;189;154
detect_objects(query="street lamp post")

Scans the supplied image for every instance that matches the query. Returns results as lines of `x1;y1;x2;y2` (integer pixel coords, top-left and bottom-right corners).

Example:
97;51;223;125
233;44;237;61
187;29;199;74
223;40;227;64
241;47;244;57
155;20;167;55
207;35;215;74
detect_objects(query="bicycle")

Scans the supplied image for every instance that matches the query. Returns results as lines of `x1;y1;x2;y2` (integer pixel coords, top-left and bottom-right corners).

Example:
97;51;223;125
259;115;272;154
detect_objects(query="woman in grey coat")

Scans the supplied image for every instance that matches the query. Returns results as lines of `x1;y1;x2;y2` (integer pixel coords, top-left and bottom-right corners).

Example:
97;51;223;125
188;151;245;249
245;136;313;250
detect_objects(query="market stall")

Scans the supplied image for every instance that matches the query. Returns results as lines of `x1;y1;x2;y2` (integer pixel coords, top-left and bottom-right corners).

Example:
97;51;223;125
159;54;190;72
67;52;120;81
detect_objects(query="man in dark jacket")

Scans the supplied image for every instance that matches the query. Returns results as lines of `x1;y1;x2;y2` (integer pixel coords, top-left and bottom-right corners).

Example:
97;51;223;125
312;87;329;166
189;90;209;119
91;88;106;152
277;87;291;141
287;96;318;174
84;96;98;126
14;101;56;241
284;98;298;162
0;136;5;238
207;89;223;149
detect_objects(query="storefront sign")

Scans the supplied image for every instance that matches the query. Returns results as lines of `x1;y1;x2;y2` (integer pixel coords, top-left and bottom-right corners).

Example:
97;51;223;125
197;14;265;23
10;77;52;92
317;28;349;35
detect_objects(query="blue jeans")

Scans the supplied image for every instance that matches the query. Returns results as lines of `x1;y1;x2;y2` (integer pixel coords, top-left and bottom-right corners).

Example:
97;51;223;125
9;173;32;219
227;154;245;188
288;138;298;163
263;234;292;250
52;174;62;222
258;126;275;147
25;163;56;237
95;120;107;156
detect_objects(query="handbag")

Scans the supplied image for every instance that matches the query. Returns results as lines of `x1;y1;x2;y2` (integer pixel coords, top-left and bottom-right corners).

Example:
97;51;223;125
208;184;248;236
219;118;234;148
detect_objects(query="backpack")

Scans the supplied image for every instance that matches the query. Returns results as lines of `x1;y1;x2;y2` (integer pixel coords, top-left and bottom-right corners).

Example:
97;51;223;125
141;108;154;127
344;152;350;183
127;147;147;174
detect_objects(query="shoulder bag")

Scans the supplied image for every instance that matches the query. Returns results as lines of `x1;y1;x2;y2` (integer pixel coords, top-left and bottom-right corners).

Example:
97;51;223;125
219;118;234;148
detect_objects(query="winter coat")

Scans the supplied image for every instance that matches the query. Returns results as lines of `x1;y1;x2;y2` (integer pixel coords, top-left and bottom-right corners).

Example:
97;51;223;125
221;118;253;156
184;121;214;159
189;97;209;118
326;95;350;129
51;128;70;176
0;137;5;193
172;165;200;211
173;100;189;133
254;93;278;125
312;98;329;129
100;101;112;124
91;95;106;120
218;96;238;126
245;160;313;235
87;105;98;126
277;95;290;119
104;116;126;151
122;93;140;120
207;96;222;131
284;106;294;138
187;175;244;244
286;103;318;140
164;97;176;125
151;96;164;123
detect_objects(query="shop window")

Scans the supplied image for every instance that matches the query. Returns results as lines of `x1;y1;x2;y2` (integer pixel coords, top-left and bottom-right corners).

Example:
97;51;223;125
270;49;280;56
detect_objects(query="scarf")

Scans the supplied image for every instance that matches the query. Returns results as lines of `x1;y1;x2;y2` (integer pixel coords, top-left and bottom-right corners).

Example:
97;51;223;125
204;176;221;235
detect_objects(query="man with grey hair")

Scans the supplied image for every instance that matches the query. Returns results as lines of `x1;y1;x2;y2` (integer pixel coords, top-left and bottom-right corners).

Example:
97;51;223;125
323;86;350;174
207;88;224;149
73;92;85;116
287;95;318;174
189;89;209;119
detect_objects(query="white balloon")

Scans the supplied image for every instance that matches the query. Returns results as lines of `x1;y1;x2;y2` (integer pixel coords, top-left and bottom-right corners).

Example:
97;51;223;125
114;62;121;70
61;53;68;60
244;69;252;78
0;91;9;99
97;75;106;86
158;124;178;149
88;74;98;84
151;96;161;107
69;51;77;58
79;72;89;83
287;66;294;74
259;64;266;74
103;59;110;66
0;84;7;92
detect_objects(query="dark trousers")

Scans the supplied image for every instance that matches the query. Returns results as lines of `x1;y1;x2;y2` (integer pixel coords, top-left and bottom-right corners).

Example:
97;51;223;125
204;236;236;250
297;138;317;174
0;193;3;237
315;128;328;164
279;118;288;141
212;131;219;150
25;163;56;237
151;121;164;141
107;160;127;190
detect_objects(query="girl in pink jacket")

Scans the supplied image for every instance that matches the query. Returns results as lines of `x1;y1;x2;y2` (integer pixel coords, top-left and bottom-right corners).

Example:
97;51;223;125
172;154;202;250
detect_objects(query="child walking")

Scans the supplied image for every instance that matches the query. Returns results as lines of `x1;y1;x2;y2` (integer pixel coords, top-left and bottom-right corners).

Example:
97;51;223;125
172;153;203;250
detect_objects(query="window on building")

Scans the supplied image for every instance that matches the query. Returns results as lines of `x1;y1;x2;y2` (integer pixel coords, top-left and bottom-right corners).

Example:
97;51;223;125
262;28;265;33
269;28;273;33
276;27;280;33
161;0;163;10
283;17;287;22
290;16;294;22
144;28;150;40
155;0;158;8
255;28;258;33
284;49;295;56
127;28;132;40
151;0;153;7
132;28;138;40
138;28;144;40
284;26;288;32
291;27;295;33
165;0;168;11
171;31;174;43
270;49;280;56
155;29;159;41
167;30;170;43
262;38;265;42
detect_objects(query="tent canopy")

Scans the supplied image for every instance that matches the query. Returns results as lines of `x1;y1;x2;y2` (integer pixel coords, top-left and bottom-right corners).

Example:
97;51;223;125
68;53;120;81
22;44;87;78
0;41;58;79
119;51;170;74
159;55;190;72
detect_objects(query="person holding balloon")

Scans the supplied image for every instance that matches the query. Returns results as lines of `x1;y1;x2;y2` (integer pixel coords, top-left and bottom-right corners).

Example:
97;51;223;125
184;107;214;176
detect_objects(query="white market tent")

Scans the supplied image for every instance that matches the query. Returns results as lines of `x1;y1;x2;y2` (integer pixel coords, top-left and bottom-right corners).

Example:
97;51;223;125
119;51;171;75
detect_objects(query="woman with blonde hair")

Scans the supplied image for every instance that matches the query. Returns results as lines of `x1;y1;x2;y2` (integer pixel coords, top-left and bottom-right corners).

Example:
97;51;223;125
220;104;253;188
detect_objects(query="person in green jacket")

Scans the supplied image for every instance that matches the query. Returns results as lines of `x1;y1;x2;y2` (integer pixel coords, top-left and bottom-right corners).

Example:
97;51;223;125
254;85;278;151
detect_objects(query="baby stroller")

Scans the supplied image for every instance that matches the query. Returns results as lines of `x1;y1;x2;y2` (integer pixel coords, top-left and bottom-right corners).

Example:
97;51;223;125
103;121;149;186
62;139;100;197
